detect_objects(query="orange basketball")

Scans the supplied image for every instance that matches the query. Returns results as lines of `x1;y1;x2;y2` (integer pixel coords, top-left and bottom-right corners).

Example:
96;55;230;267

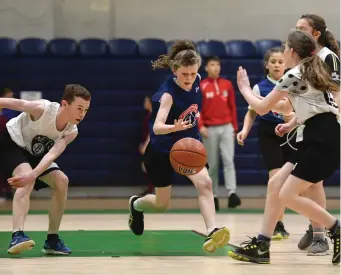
170;138;207;176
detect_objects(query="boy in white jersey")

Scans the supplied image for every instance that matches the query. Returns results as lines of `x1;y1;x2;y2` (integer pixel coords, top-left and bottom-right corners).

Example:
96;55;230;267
0;84;91;255
228;30;340;265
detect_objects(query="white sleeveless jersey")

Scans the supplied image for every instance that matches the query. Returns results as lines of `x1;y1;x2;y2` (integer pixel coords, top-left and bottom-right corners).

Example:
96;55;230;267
274;65;339;124
6;99;78;157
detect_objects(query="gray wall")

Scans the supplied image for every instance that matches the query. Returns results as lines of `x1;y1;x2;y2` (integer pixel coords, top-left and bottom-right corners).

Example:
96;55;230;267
0;0;339;41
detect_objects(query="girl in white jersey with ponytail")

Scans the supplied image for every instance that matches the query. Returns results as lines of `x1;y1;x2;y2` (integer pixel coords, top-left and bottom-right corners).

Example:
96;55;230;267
228;30;340;265
294;13;340;255
0;84;91;256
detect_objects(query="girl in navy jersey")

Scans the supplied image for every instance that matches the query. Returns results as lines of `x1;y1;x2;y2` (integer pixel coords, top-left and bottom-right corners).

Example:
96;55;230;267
237;47;292;240
128;40;230;253
294;14;340;254
228;30;340;265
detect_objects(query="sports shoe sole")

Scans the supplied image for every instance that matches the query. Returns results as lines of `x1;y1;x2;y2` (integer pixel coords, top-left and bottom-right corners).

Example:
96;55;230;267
8;240;35;255
42;248;72;255
203;227;230;253
228;250;270;264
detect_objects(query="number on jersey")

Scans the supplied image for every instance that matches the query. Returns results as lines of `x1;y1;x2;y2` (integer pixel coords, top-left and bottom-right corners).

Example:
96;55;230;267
324;92;338;108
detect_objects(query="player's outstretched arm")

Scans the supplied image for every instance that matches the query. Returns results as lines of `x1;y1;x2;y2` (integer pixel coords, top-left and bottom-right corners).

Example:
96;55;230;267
32;132;78;177
237;67;288;116
0;98;44;119
153;93;192;135
8;132;78;188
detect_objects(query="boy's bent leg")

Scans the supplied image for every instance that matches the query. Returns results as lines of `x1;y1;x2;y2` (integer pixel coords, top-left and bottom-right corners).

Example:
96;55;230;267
8;163;35;255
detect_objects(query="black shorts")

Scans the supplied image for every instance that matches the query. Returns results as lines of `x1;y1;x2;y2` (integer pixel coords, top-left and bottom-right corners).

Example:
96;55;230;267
143;143;208;188
290;113;340;183
0;129;60;191
258;119;296;171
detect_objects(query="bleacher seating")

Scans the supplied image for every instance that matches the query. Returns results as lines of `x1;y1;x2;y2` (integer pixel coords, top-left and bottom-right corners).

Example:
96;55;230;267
0;37;338;187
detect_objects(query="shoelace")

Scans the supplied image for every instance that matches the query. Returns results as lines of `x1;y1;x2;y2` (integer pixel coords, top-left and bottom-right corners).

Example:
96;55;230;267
239;236;258;249
280;125;299;151
311;239;326;247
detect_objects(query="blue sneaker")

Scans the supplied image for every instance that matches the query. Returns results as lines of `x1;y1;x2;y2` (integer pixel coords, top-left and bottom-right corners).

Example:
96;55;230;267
42;238;72;255
8;232;35;255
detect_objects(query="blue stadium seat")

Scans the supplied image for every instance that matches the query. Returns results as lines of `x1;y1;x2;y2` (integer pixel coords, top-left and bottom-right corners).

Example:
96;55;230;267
224;40;258;58
166;40;178;53
167;40;197;53
235;154;263;169
197;40;226;58
79;38;108;57
195;40;207;56
138;38;167;58
0;37;17;56
236;169;268;185
48;38;77;56
235;137;260;154
255;39;283;57
108;39;138;57
18;38;47;56
324;170;340;186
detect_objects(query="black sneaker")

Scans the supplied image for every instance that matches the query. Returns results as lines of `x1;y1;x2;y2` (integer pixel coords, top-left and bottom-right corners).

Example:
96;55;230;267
228;237;270;264
298;224;313;250
214;197;219;211
327;223;340;265
272;221;290;240
203;227;230;253
128;196;144;235
228;193;241;208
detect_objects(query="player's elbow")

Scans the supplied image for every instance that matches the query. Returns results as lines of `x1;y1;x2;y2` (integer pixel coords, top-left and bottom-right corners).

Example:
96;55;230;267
153;123;162;135
256;107;270;116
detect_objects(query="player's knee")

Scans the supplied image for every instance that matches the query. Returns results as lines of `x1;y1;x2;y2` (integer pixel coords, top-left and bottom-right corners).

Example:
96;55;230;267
14;183;34;199
278;188;292;204
267;176;282;195
196;176;212;194
55;172;69;192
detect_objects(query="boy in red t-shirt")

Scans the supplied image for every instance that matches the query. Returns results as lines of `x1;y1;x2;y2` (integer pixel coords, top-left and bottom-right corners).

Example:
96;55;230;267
199;56;241;210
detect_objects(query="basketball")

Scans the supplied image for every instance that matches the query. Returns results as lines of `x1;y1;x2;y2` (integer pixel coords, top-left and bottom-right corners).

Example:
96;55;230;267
170;138;207;176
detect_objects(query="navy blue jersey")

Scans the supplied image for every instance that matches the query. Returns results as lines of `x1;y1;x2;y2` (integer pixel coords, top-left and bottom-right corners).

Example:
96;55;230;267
252;76;284;124
149;75;202;153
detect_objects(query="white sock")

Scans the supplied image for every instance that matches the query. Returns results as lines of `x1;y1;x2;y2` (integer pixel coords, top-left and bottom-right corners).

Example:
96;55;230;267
313;228;325;240
133;198;143;212
207;227;216;236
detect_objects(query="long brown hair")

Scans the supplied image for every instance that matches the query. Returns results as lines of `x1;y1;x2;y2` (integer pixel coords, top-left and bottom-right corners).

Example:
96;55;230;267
300;14;340;58
151;40;201;70
287;30;339;93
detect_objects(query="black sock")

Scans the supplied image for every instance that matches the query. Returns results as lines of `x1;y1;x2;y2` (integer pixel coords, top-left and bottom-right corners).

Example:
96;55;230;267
47;234;59;244
12;231;24;238
257;234;271;243
328;220;339;234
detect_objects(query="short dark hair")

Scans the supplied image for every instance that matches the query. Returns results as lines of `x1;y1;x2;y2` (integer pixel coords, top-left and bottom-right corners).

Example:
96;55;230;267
205;56;220;64
61;84;91;104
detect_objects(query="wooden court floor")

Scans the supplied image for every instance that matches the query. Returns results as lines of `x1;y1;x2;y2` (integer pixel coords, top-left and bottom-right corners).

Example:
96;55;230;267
0;213;340;274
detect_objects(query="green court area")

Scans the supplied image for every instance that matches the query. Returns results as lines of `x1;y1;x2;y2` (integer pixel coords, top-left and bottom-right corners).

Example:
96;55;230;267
0;230;233;258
